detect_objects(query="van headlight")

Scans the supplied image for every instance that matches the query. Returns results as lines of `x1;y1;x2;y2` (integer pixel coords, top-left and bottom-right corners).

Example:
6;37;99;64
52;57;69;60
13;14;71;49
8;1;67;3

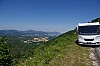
95;36;100;39
78;36;83;39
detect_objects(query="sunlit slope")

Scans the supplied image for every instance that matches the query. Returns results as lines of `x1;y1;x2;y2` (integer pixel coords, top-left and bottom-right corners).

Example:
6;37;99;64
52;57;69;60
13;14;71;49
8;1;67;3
17;30;92;66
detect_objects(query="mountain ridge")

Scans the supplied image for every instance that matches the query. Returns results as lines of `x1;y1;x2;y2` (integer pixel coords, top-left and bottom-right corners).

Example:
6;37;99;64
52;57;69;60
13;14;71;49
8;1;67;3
0;30;61;36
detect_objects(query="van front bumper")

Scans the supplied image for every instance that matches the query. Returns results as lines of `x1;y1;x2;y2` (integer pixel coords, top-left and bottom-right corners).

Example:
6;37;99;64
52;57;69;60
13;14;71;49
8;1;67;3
78;42;100;45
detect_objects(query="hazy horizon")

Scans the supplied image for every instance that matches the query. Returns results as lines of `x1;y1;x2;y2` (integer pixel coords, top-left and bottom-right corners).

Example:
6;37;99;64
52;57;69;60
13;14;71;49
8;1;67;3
0;0;100;33
0;29;61;33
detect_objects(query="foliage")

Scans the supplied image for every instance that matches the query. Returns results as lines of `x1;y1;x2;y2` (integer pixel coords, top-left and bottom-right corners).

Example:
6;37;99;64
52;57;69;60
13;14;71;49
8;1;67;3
9;37;34;65
91;18;100;23
0;36;14;66
16;29;92;66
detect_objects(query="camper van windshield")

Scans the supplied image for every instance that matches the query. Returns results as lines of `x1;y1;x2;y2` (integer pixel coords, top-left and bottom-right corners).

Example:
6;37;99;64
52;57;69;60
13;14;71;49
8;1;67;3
79;25;99;35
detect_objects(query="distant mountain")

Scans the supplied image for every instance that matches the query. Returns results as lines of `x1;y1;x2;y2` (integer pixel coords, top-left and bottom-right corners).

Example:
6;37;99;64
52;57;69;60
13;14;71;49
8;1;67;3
0;30;61;37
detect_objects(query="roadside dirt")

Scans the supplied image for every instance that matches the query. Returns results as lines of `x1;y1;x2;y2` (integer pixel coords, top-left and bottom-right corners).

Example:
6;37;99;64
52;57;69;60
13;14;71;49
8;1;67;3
90;48;100;66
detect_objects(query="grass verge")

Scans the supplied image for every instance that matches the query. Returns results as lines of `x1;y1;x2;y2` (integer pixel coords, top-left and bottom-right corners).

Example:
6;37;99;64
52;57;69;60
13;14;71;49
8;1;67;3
16;30;92;66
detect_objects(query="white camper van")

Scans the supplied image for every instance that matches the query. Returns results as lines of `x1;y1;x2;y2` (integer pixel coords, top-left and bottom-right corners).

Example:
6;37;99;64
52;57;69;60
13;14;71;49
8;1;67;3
77;22;100;45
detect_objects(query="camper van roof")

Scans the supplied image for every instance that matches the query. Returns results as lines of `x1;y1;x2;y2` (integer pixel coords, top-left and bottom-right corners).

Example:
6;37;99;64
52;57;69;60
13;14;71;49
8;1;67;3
78;22;99;26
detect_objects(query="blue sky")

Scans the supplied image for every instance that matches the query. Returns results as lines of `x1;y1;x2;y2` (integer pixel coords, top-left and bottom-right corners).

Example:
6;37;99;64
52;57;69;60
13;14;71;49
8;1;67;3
0;0;100;33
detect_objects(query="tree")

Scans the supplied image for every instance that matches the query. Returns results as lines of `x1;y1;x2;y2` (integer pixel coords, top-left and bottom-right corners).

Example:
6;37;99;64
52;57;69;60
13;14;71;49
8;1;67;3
0;36;13;66
91;18;100;23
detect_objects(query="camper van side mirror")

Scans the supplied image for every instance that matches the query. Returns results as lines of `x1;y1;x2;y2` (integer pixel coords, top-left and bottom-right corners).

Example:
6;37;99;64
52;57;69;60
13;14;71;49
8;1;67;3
76;27;78;33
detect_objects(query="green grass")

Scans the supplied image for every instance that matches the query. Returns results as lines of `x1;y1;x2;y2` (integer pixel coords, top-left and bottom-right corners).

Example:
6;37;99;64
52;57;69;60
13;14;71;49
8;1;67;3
48;44;92;66
16;30;92;66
